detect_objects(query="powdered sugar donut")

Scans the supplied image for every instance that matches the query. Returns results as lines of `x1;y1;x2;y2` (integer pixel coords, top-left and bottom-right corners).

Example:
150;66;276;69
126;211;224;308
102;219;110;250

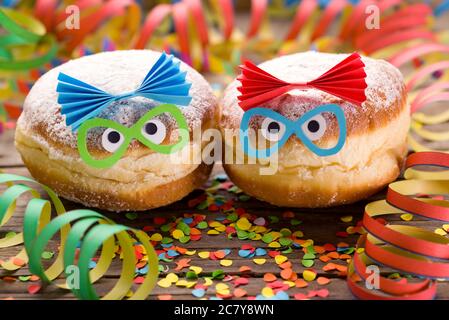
220;51;410;207
16;50;218;211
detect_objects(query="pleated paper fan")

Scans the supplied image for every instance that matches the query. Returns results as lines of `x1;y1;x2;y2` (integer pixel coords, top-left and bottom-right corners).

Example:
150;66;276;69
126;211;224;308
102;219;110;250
237;52;367;110
57;53;192;131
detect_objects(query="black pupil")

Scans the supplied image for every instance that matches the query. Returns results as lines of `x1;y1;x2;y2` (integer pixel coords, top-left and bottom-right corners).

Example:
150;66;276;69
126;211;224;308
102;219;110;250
307;120;320;133
145;122;158;135
107;131;121;144
267;121;280;133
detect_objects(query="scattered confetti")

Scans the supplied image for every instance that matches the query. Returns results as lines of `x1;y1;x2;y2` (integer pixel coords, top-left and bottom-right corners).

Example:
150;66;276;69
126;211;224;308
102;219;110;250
220;259;233;267
400;213;414;221
317;277;331;285
27;284;41;295
192;288;206;298
303;269;317;282
264;273;277;282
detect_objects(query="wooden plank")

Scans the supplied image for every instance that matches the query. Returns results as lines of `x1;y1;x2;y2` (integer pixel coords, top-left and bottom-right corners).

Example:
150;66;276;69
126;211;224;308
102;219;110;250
3;276;449;300
0;130;22;168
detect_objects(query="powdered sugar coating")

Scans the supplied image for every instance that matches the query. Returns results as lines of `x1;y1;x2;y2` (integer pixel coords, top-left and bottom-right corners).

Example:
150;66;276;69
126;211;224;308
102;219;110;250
221;51;405;134
20;50;217;149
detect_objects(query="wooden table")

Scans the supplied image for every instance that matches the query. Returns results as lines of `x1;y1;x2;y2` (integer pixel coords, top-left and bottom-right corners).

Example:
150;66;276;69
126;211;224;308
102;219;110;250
1;123;449;300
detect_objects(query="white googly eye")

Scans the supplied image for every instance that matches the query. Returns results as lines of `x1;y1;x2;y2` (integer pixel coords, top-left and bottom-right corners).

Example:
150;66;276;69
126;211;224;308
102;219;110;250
301;114;327;141
141;119;167;144
260;117;286;142
101;128;125;153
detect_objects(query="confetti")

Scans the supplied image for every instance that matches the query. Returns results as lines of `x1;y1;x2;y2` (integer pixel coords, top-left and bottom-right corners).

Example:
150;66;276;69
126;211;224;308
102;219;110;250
216;283;230;295
212;270;225;280
172;229;184;240
198;251;210;259
233;288;247;298
280;268;293;280
254;217;266;226
192;288;206;298
261;287;274;298
303;270;317;282
220;259;233;267
317;277;331;285
239;266;252;272
264;273;277;282
150;233;163;242
253;258;266;265
27;284;41;295
175;258;191;271
157;278;172;288
274;255;287;265
301;259;314;268
236;217;252;231
166;273;179;283
400;213;414;221
12;258;26;267
295;279;308;288
294;293;309;300
41;251;54;260
190;266;203;274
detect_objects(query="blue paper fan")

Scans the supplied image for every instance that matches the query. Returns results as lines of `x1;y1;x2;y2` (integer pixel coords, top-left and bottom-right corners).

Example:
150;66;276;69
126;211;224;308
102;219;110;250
57;52;193;131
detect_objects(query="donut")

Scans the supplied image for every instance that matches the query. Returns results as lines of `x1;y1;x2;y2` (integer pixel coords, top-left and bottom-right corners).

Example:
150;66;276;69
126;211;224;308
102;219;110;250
220;51;409;208
15;50;218;212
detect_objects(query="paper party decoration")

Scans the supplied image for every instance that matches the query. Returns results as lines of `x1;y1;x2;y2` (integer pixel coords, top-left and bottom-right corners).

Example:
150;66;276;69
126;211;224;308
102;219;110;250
58;52;192;131
239;104;347;158
0;172;159;300
55;52;193;168
348;151;449;299
237;52;367;111
78;104;189;168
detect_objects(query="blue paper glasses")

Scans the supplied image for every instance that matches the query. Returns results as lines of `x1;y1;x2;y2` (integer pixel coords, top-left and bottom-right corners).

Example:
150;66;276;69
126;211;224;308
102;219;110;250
239;104;347;158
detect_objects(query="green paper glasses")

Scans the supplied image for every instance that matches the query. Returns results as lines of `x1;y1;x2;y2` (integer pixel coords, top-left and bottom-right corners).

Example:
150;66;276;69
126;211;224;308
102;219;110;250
77;104;189;169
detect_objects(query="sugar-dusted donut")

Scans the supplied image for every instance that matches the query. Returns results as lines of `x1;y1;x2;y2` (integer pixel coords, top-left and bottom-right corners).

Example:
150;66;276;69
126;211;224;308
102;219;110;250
220;51;409;207
16;50;218;211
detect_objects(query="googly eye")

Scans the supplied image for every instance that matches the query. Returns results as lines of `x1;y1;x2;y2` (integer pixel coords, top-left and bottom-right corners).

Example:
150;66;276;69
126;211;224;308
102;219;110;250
141;119;166;144
101;128;125;153
260;117;286;142
301;114;327;141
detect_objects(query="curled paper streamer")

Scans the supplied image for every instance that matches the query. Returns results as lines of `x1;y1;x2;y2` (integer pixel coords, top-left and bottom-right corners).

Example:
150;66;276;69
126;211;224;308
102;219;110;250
58;52;192;131
388;44;449;153
33;0;139;54
0;172;159;300
237;52;367;110
347;152;449;299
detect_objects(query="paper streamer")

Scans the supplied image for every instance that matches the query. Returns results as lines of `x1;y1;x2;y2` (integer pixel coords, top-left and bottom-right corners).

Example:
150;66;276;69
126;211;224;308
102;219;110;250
347;151;449;299
0;172;159;300
0;7;58;70
388;43;449;153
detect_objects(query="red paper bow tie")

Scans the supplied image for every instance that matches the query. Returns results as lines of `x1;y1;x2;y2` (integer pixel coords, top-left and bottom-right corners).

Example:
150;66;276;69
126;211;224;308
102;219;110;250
237;52;368;110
